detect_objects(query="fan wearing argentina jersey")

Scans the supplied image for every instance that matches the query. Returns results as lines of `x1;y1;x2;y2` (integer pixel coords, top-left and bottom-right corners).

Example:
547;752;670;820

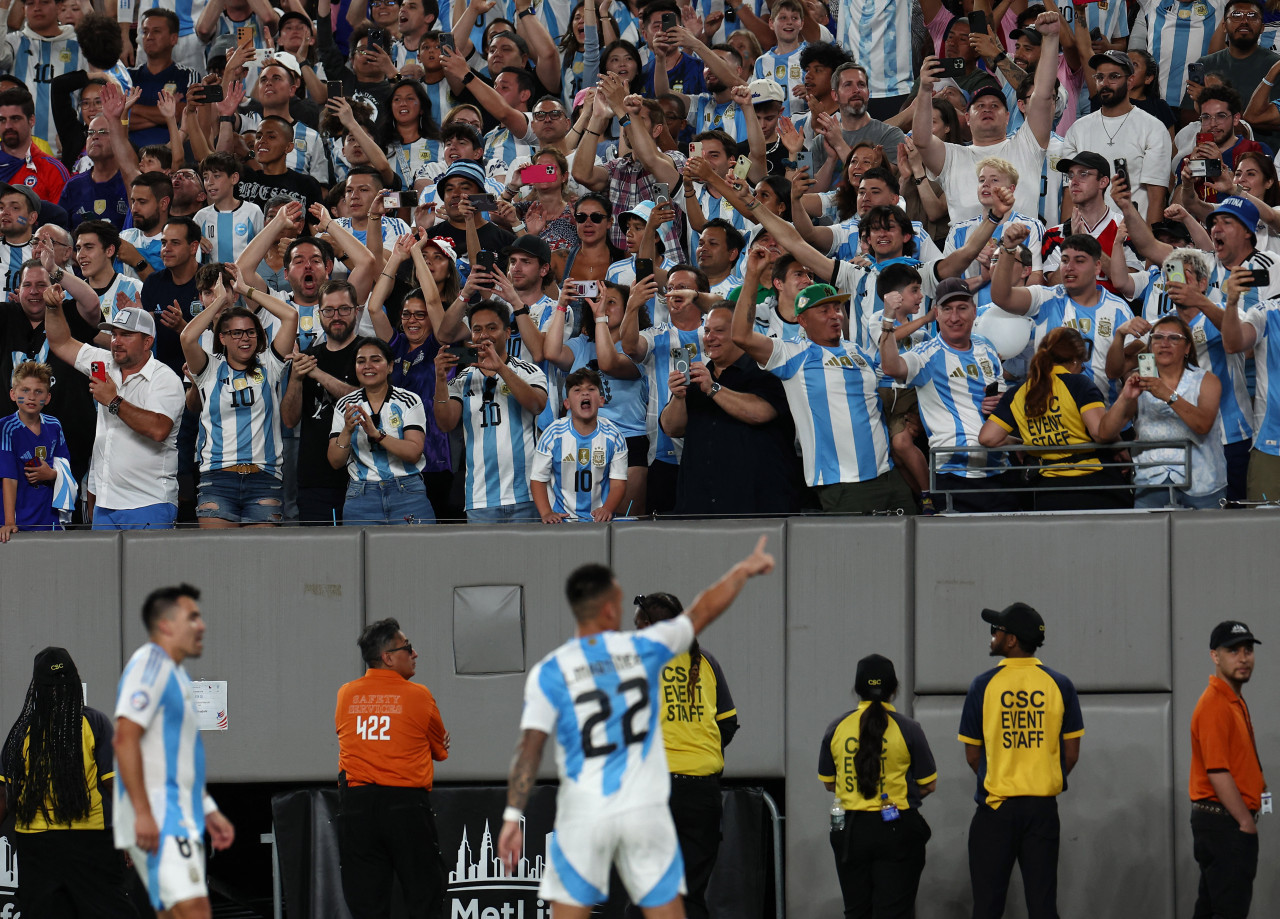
741;250;811;343
381;78;445;190
435;298;548;523
194;153;264;266
682;127;760;260
753;0;807;117
74;220;144;319
694;219;745;298
120;172;172;276
992;224;1135;405
531;367;629;522
1221;264;1280;499
837;0;913;107
880;277;1018;513
796;167;944;268
654;32;755;145
0;6;81;156
180;265;298;527
942;160;1046;293
114;584;236;916
0;184;39;301
239;58;331;186
1133;0;1224;110
487;236;561;428
497;539;775;917
335;166;412;254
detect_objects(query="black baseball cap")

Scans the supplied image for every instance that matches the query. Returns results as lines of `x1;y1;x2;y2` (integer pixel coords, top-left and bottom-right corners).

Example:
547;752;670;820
1152;219;1193;243
277;10;314;32
855;654;898;702
1055;151;1111;178
1089;49;1134;74
33;646;79;687
982;602;1046;647
1210;620;1260;649
1009;25;1043;45
969;85;1009;110
506;234;551;265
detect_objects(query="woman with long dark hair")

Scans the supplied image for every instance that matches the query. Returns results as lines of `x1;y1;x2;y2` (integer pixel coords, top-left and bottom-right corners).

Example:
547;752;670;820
980;327;1130;511
558;192;626;284
631;591;739;919
819;654;936;919
0;648;132;916
378;78;443;190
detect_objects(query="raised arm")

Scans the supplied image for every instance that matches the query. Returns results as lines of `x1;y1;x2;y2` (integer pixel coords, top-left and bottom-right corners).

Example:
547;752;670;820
368;237;414;341
513;0;562;92
179;281;230;376
101;83;142;184
1024;11;1062;149
731;244;777;365
988;222;1035;314
41;286;90;368
441;46;534;137
237;200;302;291
912;56;947;175
571;89;612;192
311;203;378;302
237;266;299;358
620;276;657;360
724;173;836;281
542;286;578;370
603;77;680;187
1221;267;1260;354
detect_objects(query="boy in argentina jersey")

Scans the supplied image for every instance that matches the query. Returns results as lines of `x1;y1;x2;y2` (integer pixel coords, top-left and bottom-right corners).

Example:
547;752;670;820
114;584;235;914
531;368;630;522
496;537;775;914
1221;265;1280;499
195;154;264;265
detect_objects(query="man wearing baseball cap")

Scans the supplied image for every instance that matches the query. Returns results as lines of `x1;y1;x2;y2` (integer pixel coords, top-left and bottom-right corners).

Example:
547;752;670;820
433;160;517;258
41;293;185;528
1042;152;1127;292
959;602;1084;919
1189;620;1265;919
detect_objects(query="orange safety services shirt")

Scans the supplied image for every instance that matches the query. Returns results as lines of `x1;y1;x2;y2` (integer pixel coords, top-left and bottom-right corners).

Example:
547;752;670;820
335;668;449;788
1189;674;1266;810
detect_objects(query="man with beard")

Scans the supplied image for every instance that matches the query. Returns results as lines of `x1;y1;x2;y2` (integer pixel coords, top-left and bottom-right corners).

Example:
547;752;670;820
57;115;130;231
1177;86;1270;206
120;172;173;275
1187;0;1280;140
811;63;906;177
1061;51;1171;225
0;88;70;204
281;278;362;525
654;31;751;143
0;184;39;300
0;0;82;155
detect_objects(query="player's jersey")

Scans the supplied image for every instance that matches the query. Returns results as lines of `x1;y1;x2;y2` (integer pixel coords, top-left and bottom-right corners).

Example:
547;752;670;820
113;643;210;847
1142;0;1224;108
5;27;82;149
520;615;694;819
483;116;537;182
194;347;288;477
388;137;444;189
121;227;165;274
1023;284;1135;404
531;416;629;519
753;44;807;116
902;335;1007;478
565;337;649;438
333;215;411;252
752;298;806;342
762;337;891;486
0;239;35;299
194;200;264;265
101;272;146;319
836;0;913;98
639;324;705;465
448;357;548;510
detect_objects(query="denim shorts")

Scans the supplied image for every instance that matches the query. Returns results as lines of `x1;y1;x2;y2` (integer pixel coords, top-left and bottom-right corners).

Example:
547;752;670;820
197;470;284;524
342;475;436;525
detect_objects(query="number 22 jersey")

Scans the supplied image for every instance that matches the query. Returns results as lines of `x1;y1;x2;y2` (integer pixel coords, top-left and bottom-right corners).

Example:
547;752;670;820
521;616;694;819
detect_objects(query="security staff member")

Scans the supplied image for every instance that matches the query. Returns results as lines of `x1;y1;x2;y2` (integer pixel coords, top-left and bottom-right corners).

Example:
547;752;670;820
1189;620;1266;919
819;654;937;919
627;592;739;919
958;602;1084;919
0;647;134;918
335;618;451;919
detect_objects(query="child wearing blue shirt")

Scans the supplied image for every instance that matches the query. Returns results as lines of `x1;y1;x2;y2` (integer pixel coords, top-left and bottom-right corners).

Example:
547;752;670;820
0;362;71;541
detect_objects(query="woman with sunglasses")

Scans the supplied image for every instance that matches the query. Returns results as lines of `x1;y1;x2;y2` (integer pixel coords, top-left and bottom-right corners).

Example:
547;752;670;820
328;336;436;525
1098;314;1226;509
558;192;625;286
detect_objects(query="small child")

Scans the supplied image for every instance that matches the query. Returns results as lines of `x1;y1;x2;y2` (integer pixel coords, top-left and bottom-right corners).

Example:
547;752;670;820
0;362;73;541
196;153;265;265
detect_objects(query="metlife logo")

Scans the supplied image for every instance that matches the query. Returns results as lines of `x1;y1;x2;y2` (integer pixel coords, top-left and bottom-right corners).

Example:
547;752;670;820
445;813;552;919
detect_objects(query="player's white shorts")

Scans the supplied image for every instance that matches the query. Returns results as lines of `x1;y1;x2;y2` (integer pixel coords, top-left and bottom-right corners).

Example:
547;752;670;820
539;806;686;908
128;835;207;911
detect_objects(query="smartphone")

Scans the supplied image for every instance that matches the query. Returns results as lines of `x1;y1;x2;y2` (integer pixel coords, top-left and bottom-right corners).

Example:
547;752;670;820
237;25;254;45
1249;268;1271;288
476;250;498;272
24;457;36;468
1190;159;1222;178
940;57;967;76
674;355;691;384
732;156;752;180
445;344;480;369
468;193;499;211
795;149;814;173
1113;157;1128;186
1089;26;1103;40
1188;62;1205;85
518;163;557;185
969;10;988;34
1137;353;1156;378
383;191;418;209
635;258;654;284
91;361;107;382
653;181;670;205
660;11;677;29
568;279;601;298
201;83;224;103
1196;131;1214;145
984;381;1001;397
1165;264;1186;285
438;32;455;53
689;141;703;158
367;28;387;51
327;80;345;98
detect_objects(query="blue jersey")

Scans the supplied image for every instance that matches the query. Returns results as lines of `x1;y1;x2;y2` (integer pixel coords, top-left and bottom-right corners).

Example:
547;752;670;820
100;272;146;320
1142;0;1224;108
1022;284;1135;404
1241;299;1280;455
5;28;82;148
837;0;913;98
762;337;891;486
1082;0;1131;40
59;171;131;230
194;200;264;265
754;45;807;116
0;412;69;530
520;615;695;820
688;95;750;142
0;240;35;300
419;80;455;133
902;335;1006;477
483;116;537;182
388;137;443;189
334;215;411;251
638;324;705;465
193;348;288;477
566;336;649;438
531;416;630;519
120;228;165;274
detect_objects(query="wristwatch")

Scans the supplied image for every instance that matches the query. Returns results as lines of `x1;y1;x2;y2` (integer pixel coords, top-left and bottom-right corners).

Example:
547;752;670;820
134;258;149;271
1167;391;1180;406
709;382;722;397
48;267;63;284
107;396;123;415
512;306;531;317
986;209;1000;225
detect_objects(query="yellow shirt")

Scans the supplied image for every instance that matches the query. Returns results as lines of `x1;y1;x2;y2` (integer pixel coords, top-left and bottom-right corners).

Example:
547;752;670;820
0;708;114;832
658;649;737;776
818;702;938;811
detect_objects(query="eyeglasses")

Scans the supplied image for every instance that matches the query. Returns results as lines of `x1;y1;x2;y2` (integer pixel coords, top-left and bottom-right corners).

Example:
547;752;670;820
532;110;565;121
401;310;429;320
318;305;357;317
1066;169;1097;181
575;211;608;224
221;328;257;340
1199;112;1233;122
370;0;400;6
85;128;110;136
1150;332;1187;343
1228;9;1261;20
385;642;413;654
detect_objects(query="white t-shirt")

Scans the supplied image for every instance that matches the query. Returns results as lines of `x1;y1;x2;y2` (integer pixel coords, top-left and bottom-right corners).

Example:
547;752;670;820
1062;107;1172;217
936;124;1047;222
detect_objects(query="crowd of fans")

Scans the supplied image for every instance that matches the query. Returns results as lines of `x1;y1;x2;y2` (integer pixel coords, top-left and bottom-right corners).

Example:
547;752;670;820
2;0;1280;530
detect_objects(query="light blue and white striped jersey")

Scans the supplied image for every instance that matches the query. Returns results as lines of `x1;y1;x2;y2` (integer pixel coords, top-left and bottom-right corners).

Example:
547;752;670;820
688;95;750;142
334;215;412;251
512;295;564;432
827;218;943;264
1209;250;1280;314
415;162;506;207
420;79;455;132
835;258;942;350
520;615;694;819
331;385;428;481
836;0;913;98
604;0;643;46
901;335;1007;477
390;39;421;71
531;415;629;519
606;255;677;322
0;240;35;299
101;272;146;319
762;336;891;485
120;227;164;275
752;296;807;342
134;0;207;35
1243;298;1280;455
566;336;649;437
709;272;743;298
1142;0;1224;108
943;212;1045;278
388;137;444;189
639;324;705;464
688;185;750;265
1082;0;1131;40
5;27;82;149
194;200;264;266
1136;272;1253;444
1023;284;1136;403
754;44;807;116
292;297;327;353
692;0;766;42
113;642;211;848
483;115;538;182
536;0;574;45
448;356;548;510
194;347;288;477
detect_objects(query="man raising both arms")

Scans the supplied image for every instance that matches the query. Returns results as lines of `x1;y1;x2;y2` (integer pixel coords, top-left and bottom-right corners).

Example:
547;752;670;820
498;537;775;918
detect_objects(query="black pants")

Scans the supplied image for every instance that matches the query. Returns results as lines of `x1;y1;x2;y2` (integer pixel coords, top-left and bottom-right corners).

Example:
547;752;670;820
338;785;446;919
935;472;1020;513
648;460;680;516
831;809;930;919
1191;808;1258;919
297;485;347;525
624;775;722;919
968;797;1060;919
14;828;137;918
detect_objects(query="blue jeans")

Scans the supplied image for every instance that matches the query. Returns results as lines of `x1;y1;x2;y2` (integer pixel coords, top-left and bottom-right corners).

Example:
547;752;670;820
197;470;284;524
1134;486;1226;510
342;476;435;525
92;503;177;530
465;500;540;525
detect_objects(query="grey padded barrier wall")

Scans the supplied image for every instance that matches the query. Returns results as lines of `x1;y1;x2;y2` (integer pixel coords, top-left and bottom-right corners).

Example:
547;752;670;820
1170;512;1279;917
783;517;913;918
913;515;1173;693
0;532;122;720
610;521;788;778
364;526;610;782
119;530;365;782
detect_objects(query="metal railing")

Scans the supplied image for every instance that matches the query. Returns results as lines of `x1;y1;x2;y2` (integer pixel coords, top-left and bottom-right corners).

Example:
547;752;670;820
927;440;1195;512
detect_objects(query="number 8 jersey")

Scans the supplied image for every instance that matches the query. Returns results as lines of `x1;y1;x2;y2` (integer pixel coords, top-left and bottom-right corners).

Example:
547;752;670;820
521;616;694;819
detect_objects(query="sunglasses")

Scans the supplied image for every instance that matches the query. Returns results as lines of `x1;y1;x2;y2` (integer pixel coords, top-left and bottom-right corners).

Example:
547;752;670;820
575;211;608;224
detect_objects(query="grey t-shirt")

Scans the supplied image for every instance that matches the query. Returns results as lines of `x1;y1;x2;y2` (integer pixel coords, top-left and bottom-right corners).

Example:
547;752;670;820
812;117;908;175
1182;47;1280;148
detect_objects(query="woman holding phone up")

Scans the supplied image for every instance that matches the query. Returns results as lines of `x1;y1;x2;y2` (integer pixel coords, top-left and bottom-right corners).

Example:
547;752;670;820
511;149;579;253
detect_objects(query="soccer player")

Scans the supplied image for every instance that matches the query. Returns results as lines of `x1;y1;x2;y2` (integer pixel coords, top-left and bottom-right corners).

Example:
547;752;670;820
530;368;629;523
113;584;236;918
497;536;776;918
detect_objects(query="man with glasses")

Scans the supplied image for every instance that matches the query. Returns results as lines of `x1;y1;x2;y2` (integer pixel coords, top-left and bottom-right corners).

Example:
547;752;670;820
1185;0;1280;143
1177;86;1269;205
500;98;590;199
57;115;130;230
335;618;450;919
168;167;208;219
959;602;1083;919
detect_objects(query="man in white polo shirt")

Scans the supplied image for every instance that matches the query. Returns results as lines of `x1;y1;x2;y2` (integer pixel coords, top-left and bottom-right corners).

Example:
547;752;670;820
41;299;185;529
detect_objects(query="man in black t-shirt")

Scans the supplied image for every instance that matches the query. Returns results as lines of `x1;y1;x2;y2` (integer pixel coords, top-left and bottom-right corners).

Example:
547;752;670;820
139;218;203;376
230;117;326;218
429;161;517;261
